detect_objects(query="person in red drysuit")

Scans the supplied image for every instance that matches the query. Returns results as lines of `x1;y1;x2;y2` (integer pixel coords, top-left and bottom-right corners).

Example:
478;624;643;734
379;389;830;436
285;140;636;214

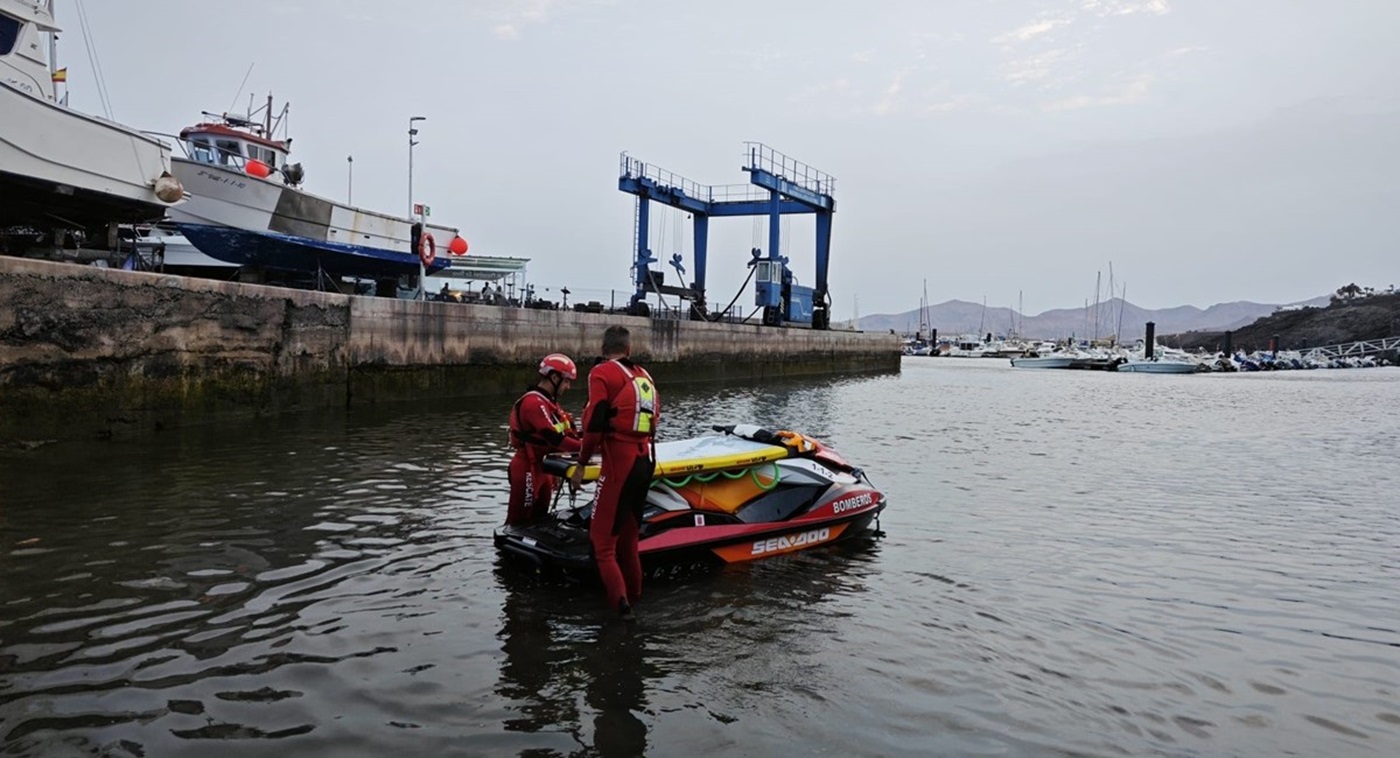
506;353;582;525
569;325;659;620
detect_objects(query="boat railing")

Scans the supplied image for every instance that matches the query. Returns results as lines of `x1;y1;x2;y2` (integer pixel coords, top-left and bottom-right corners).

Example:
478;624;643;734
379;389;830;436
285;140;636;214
136;130;182;151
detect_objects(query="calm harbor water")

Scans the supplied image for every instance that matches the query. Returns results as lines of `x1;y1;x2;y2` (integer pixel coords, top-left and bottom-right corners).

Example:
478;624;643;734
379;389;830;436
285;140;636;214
2;358;1398;757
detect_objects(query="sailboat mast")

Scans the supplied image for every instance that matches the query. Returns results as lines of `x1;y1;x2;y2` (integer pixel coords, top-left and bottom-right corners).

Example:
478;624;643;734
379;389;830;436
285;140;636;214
1117;283;1128;343
1018;290;1023;340
920;278;929;341
1107;262;1115;343
1093;271;1102;342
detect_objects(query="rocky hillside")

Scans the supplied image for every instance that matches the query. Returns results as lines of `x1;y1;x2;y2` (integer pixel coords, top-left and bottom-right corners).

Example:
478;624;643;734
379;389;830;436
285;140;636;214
1163;292;1400;353
860;296;1328;341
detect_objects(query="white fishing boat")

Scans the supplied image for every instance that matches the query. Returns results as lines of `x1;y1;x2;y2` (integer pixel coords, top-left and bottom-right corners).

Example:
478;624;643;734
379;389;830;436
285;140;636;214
0;0;181;237
166;97;466;285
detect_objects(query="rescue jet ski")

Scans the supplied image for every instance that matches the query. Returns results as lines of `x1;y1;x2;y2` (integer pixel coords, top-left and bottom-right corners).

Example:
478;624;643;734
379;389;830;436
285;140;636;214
493;425;887;578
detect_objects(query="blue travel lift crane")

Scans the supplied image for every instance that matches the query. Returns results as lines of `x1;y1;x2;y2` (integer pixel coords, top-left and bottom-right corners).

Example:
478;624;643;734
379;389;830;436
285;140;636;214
617;143;837;329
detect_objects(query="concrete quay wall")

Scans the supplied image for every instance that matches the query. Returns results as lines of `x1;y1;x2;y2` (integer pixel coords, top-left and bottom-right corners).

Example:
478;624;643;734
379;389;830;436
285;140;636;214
1;258;900;442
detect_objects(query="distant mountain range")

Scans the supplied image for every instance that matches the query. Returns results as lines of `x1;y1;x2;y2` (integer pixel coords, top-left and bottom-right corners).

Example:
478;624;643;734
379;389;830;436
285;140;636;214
858;296;1331;341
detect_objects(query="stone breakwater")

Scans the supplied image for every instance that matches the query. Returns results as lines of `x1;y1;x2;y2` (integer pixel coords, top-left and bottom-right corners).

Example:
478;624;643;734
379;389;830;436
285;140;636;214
0;258;900;443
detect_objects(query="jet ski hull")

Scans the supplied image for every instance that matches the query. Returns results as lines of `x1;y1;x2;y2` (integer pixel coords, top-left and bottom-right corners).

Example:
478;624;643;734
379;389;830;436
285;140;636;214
495;503;884;579
494;428;887;578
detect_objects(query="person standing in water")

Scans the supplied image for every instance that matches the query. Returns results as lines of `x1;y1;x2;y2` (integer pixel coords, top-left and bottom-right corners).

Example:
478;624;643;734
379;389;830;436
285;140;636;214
570;326;658;620
506;354;581;525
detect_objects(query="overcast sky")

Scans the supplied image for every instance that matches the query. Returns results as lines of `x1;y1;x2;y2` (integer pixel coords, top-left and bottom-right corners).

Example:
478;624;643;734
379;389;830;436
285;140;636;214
64;0;1400;316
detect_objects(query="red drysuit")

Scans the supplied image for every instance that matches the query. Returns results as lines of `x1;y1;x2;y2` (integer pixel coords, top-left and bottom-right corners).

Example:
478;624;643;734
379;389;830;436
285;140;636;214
577;358;659;612
507;387;581;525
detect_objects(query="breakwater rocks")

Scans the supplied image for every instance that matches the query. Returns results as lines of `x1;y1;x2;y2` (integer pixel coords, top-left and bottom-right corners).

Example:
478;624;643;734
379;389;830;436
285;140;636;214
1;258;899;443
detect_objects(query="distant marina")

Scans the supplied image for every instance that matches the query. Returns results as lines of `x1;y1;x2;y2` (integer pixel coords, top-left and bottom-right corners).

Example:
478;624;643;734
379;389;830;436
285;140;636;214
900;330;1397;372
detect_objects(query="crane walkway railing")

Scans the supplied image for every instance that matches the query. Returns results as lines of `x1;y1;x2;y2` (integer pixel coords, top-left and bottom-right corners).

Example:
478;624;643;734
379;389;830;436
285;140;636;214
743;142;836;197
1301;335;1400;359
620;152;710;201
620;153;771;203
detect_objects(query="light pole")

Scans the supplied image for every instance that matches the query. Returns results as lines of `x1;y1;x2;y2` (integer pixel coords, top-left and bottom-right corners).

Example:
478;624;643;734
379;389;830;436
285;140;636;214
408;116;425;216
408;116;426;300
346;155;353;204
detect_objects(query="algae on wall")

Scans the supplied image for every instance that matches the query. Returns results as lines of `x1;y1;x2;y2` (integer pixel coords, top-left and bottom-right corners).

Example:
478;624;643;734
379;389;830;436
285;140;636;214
1;259;350;441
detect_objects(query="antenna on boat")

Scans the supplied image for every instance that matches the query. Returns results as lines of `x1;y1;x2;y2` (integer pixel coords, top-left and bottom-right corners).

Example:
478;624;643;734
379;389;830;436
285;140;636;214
227;63;255;116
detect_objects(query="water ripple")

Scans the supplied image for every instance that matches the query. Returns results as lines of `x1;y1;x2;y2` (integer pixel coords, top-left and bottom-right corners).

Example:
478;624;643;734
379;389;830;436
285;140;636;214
2;364;1399;755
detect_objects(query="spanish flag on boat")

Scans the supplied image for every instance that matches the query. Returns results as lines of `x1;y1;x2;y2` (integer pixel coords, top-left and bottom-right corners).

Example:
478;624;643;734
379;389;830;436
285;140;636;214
51;67;67;83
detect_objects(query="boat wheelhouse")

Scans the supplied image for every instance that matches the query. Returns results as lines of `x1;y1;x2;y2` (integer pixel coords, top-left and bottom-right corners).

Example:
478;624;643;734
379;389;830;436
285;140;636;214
180;114;294;180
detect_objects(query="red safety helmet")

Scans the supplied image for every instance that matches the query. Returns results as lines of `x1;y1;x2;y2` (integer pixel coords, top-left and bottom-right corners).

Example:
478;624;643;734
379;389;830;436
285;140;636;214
539;353;577;381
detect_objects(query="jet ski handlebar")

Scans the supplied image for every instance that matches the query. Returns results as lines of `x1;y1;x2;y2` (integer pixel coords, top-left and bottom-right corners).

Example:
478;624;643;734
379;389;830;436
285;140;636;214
539;424;850;480
714;424;821;455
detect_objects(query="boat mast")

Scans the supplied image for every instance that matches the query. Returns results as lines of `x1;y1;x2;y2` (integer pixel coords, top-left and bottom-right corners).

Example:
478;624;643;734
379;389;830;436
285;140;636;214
1117;282;1128;343
1018;290;1023;340
1092;270;1102;342
46;0;58;102
920;278;929;341
1107;262;1114;343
